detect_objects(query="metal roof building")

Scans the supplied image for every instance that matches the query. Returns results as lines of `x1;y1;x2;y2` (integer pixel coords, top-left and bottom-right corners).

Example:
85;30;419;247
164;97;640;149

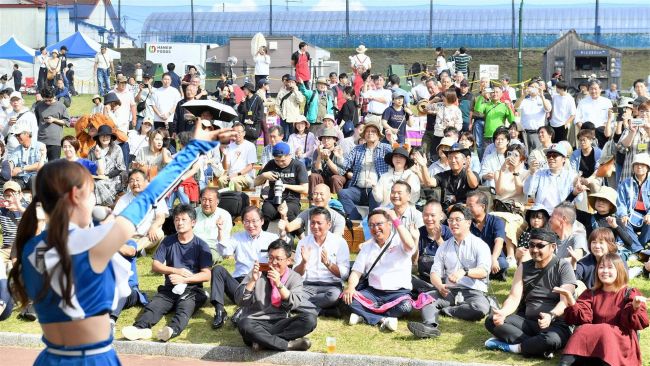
141;5;650;48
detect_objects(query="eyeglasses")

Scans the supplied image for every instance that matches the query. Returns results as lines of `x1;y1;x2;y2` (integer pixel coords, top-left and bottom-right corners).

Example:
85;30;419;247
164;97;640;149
528;241;551;250
268;256;288;263
368;222;387;229
447;217;466;223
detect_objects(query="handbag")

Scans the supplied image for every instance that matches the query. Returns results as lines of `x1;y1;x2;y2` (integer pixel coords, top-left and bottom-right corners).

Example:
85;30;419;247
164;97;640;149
493;198;524;217
356;232;395;291
137;89;150;113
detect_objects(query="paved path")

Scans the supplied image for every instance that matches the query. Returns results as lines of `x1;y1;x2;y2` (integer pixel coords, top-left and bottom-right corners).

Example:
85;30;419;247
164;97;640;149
3;347;279;366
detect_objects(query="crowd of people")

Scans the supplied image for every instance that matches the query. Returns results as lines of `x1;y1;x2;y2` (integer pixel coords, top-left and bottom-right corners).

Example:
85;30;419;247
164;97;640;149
0;42;649;366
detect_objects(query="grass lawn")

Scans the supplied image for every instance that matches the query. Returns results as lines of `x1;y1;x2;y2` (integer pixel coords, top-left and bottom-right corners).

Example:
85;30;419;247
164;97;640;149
3;248;650;365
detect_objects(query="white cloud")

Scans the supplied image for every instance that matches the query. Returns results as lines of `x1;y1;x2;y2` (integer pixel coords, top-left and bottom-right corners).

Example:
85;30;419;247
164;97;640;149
211;0;258;12
311;0;365;11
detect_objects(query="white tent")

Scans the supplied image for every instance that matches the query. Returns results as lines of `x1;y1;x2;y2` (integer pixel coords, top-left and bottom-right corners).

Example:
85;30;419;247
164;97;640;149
46;32;121;94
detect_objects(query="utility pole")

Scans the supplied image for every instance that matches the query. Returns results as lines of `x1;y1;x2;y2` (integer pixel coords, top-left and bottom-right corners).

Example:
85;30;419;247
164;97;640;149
595;0;600;43
517;0;523;84
429;0;433;47
345;0;349;47
191;0;195;42
269;0;273;35
511;0;515;49
74;0;78;32
117;0;121;48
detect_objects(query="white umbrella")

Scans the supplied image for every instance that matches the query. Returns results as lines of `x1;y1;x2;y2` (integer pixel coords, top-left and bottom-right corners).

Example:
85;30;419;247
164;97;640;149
182;99;238;122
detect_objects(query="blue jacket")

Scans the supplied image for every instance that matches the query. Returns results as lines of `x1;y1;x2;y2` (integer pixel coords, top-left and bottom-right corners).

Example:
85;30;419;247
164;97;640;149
569;147;602;174
299;83;334;124
616;176;650;218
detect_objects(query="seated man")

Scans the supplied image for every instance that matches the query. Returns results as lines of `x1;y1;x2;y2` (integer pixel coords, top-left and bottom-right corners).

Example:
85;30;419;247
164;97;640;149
260;125;292;166
278;183;346;239
254;141;308;231
466;190;509;281
413;199;453;289
121;204;212;342
408;204;491;339
549;202;588;267
384;181;423;231
209;206;278;329
484;228;576;358
193;187;233;263
7;126;46;190
427;143;479;211
338;120;393;220
218;123;257;191
113;169;168;252
341;209;418;332
236;239;317;351
293;207;350;314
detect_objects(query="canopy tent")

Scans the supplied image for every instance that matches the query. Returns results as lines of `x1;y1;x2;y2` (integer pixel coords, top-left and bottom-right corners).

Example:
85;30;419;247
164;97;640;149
46;31;120;59
45;32;121;94
0;36;36;63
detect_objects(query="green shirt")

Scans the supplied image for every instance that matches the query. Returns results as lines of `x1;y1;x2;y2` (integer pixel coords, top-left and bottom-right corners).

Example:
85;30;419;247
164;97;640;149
473;94;488;119
478;101;515;139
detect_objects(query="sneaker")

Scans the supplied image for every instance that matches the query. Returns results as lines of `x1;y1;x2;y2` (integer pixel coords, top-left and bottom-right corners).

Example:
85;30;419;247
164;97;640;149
349;313;362;325
157;326;175;342
506;256;517;269
484;337;511;353
543;351;554;359
407;321;441;338
287;337;312;351
379;317;398;332
122;326;152;341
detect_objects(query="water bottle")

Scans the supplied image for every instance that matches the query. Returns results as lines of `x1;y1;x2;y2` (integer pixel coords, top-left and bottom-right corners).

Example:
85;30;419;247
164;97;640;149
455;291;464;305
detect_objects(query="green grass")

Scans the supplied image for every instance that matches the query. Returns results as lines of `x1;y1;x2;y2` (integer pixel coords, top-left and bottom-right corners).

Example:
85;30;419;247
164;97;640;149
4;251;650;365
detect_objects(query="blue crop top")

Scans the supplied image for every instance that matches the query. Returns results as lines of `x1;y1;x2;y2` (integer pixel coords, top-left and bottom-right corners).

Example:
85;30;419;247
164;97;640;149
21;223;131;324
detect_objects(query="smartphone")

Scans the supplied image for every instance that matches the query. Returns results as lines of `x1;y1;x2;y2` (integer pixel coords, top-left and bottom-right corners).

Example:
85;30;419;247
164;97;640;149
258;262;270;272
258;249;269;272
0;199;8;208
632;118;645;126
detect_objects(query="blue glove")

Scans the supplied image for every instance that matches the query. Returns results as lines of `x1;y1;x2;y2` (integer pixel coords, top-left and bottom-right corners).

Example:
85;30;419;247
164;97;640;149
119;139;218;227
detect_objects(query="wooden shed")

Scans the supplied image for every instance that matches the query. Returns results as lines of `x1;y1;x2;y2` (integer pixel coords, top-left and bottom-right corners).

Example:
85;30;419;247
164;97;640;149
543;29;622;89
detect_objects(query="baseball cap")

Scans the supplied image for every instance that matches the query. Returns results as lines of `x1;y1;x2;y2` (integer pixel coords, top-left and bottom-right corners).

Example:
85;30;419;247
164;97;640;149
286;75;296;81
9;91;22;100
272;142;291;157
143;73;152;79
484;87;494;93
545;143;567;157
2;181;21;193
116;75;127;83
12;125;31;136
392;92;405;100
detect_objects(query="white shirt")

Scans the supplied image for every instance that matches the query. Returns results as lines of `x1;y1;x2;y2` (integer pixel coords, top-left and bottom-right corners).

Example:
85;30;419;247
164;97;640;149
576;96;612;128
352;234;415;291
113;191;169;236
479;151;506;188
518;97;548;130
225;140;257;177
550;93;577;128
151;86;181;123
95;52;112;70
254;54;270;76
193;206;232;254
113;88;135;132
411;83;431;102
361;88;392;115
3;108;38;155
219;230;278;278
294;232;351;283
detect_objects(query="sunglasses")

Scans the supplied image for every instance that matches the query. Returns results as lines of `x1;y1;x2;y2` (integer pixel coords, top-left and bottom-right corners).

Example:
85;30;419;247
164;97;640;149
528;241;551;250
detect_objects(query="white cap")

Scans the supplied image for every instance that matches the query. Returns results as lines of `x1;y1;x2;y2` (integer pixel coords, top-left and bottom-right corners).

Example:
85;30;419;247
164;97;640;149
9;91;22;100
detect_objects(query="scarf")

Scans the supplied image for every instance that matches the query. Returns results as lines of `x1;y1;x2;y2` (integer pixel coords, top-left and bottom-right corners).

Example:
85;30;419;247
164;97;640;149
345;291;435;313
271;270;290;308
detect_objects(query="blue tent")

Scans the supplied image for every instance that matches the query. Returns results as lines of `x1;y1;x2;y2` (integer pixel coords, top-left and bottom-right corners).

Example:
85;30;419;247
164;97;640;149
46;31;120;59
0;36;36;63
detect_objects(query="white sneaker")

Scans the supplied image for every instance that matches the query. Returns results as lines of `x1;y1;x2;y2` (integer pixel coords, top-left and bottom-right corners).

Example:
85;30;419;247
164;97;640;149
349;313;362;325
121;326;152;341
157;326;174;342
629;266;643;279
506;256;517;269
380;317;398;332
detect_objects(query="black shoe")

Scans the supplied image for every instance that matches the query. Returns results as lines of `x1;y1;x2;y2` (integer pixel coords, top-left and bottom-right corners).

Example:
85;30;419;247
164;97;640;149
212;308;228;329
18;304;37;322
230;307;243;327
407;321;441;339
287;337;312;351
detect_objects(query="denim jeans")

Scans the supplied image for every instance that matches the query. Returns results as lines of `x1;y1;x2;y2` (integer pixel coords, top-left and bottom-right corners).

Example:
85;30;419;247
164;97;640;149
472;119;485;160
349;287;412;325
97;68;111;95
167;186;190;208
338;186;380;220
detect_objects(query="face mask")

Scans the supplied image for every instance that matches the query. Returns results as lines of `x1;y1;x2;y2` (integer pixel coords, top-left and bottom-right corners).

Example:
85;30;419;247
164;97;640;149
1;99;9;109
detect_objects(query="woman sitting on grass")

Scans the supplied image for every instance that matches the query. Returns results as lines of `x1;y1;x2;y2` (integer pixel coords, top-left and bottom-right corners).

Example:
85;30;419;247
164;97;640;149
554;253;648;366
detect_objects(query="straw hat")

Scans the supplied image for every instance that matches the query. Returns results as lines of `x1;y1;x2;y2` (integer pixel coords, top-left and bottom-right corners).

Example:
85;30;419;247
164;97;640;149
360;119;383;138
356;45;367;54
588;186;617;215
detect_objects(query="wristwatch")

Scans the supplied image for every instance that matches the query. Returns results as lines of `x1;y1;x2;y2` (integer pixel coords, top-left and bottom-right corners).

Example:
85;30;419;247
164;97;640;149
277;283;285;290
512;172;519;176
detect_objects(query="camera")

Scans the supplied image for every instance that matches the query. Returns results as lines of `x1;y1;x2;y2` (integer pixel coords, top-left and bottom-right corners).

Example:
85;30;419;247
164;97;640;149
272;177;285;205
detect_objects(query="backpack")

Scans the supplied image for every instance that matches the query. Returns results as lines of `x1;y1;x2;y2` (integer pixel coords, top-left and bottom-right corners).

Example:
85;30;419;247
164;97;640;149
218;191;250;224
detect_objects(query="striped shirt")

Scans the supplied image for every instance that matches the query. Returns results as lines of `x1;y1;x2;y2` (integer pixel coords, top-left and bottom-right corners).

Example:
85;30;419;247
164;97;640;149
452;54;472;74
0;206;26;248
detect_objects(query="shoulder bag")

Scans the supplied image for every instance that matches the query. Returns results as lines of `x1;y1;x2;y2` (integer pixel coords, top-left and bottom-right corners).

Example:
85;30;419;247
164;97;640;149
356;232;395;291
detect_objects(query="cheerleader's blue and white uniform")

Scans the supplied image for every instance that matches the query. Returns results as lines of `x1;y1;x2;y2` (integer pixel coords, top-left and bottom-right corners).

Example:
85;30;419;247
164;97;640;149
21;139;219;366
